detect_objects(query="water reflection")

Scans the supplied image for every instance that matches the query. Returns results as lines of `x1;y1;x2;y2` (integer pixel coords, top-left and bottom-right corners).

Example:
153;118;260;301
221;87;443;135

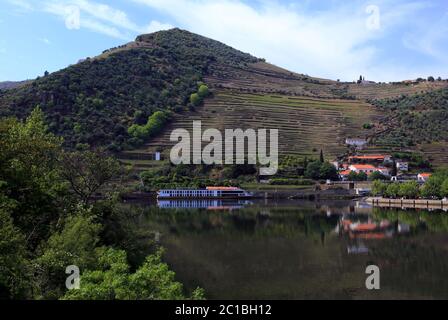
123;199;448;299
157;199;253;210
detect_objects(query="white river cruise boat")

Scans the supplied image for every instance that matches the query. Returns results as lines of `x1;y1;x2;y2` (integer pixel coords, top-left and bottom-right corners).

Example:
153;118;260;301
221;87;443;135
157;186;253;199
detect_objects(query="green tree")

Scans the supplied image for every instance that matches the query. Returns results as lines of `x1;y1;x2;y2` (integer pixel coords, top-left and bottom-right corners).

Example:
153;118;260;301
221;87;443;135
197;85;209;98
348;171;368;181
0;201;29;299
62;248;205;300
441;179;448;198
0;108;64;246
421;178;442;199
59;150;121;205
190;93;201;106
128;111;170;141
371;180;388;196
319;162;338;180
385;183;401;198
319;150;324;163
304;161;321;180
369;171;388;181
398;181;420;199
33;213;102;299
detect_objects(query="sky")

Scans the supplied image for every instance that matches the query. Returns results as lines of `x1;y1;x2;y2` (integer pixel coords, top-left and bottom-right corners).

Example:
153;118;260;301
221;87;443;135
0;0;447;82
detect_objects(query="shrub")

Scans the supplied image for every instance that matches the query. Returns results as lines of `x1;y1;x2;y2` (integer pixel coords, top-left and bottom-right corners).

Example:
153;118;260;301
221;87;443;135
398;181;420;199
198;85;209;98
190;93;201;106
128;111;171;141
385;183;401;198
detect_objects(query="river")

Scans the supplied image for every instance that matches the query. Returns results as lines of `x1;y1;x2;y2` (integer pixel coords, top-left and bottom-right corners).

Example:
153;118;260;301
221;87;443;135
122;199;448;299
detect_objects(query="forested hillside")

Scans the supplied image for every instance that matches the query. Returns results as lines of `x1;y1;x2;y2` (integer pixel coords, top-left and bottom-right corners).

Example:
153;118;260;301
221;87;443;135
0;29;259;151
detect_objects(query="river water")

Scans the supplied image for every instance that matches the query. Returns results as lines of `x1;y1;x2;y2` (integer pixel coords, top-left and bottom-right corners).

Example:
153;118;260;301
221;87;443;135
124;199;448;299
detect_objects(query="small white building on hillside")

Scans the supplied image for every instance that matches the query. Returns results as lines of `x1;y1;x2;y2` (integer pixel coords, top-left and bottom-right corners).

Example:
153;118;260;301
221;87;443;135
396;161;409;172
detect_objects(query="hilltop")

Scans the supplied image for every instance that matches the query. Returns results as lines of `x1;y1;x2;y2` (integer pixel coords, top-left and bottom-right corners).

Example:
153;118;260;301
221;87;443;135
0;28;447;170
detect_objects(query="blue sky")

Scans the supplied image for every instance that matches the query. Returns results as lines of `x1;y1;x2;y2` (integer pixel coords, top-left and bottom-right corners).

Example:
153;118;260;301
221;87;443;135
0;0;447;82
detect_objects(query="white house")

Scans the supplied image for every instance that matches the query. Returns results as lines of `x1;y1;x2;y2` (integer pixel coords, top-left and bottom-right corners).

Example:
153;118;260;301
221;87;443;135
417;173;432;182
348;164;377;174
345;138;367;148
396;161;409;172
348;164;390;176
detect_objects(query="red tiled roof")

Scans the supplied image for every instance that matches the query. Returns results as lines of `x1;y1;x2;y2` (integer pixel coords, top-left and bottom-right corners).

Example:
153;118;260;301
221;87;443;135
419;173;432;177
350;164;376;170
349;155;390;160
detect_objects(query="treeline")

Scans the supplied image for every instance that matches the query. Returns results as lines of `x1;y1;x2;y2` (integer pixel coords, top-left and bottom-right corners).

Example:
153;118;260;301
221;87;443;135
0;109;204;299
371;169;448;199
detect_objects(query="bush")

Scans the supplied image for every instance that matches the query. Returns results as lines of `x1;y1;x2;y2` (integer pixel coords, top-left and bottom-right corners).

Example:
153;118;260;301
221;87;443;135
128;111;171;142
198;85;209;98
398;181;420;199
348;171;368;181
269;178;314;186
369;171;388;181
305;161;337;180
371;180;388;196
190;93;201;106
385;183;401;198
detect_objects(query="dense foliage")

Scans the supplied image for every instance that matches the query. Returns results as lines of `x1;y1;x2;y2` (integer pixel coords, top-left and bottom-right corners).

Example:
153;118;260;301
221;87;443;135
0;110;203;300
371;169;448;199
0;29;258;151
372;89;448;147
304;161;338;180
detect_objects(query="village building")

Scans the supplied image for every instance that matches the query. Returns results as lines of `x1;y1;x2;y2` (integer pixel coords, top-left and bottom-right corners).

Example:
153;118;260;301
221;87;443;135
396;161;409;172
348;164;390;176
417;173;432;183
348;154;392;164
345;138;367;148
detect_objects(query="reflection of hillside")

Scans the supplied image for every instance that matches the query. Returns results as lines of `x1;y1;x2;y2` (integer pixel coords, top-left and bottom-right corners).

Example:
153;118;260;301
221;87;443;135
121;202;448;299
372;208;448;233
142;206;339;239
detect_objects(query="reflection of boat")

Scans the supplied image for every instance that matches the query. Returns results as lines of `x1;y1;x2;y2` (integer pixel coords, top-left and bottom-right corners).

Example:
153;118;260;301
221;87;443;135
347;244;369;254
157;199;253;210
157;187;253;199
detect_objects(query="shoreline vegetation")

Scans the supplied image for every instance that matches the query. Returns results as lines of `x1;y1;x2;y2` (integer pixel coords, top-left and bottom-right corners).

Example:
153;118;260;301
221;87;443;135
0;109;204;300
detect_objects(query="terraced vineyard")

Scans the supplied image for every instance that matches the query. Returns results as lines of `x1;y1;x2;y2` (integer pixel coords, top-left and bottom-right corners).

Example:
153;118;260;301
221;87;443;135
418;142;448;168
205;62;341;98
347;81;448;100
119;89;382;166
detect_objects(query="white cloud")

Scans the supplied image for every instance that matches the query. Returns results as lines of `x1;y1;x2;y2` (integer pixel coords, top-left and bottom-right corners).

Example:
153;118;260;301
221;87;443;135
7;0;33;11
42;0;172;40
402;12;448;62
38;37;51;44
131;0;440;82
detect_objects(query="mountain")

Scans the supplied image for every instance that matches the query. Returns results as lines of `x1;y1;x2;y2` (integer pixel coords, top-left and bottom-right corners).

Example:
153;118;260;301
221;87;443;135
1;28;447;168
0;80;30;91
0;29;260;150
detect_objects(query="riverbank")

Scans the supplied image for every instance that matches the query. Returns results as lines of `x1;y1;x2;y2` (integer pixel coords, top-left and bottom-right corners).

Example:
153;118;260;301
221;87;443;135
367;197;448;209
120;188;358;202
